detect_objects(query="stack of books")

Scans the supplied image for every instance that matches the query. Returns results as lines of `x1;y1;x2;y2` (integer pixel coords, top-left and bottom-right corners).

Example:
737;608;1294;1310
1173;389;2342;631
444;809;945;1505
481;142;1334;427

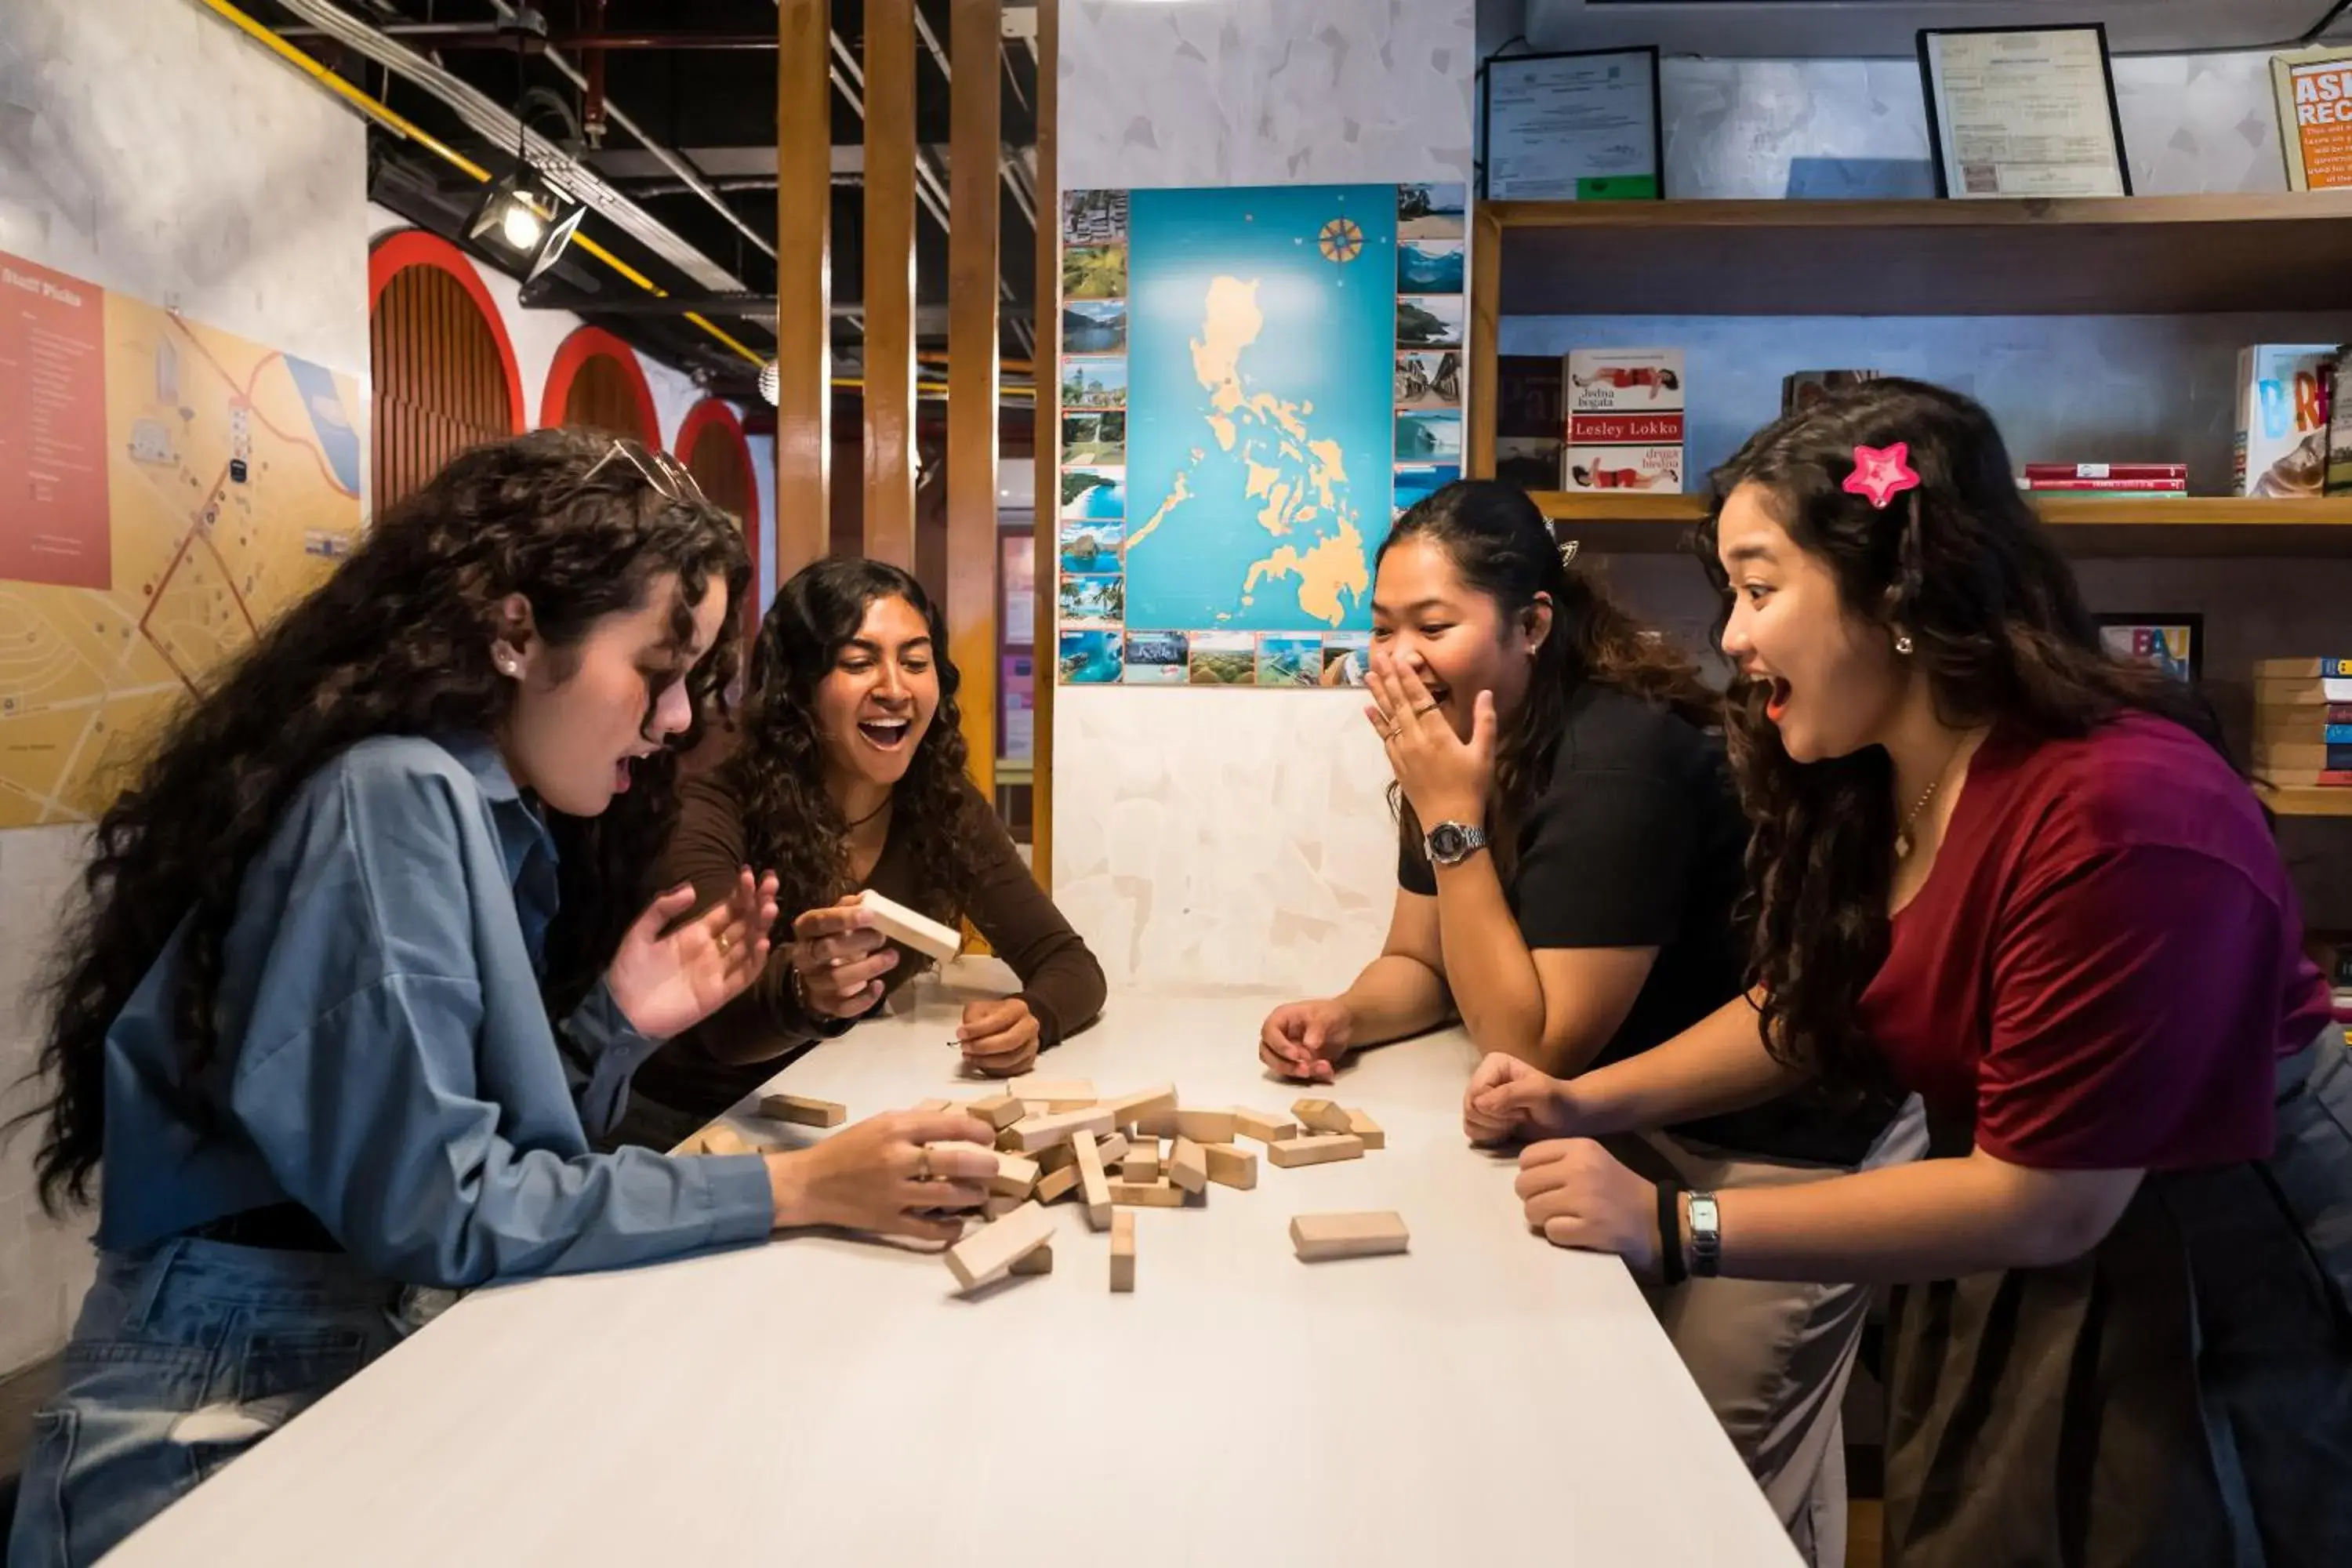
2023;463;2187;495
2253;657;2352;786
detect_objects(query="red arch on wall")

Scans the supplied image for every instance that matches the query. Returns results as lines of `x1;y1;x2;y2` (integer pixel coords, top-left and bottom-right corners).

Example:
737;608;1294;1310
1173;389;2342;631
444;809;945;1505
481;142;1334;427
542;324;661;444
368;228;527;434
676;397;764;635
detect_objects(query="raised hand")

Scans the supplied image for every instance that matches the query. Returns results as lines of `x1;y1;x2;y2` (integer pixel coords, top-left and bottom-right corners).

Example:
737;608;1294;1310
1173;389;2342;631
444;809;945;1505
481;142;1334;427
608;870;780;1040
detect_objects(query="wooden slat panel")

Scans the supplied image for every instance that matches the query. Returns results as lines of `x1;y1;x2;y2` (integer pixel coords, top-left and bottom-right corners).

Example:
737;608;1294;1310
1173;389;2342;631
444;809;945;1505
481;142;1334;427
775;0;833;572
862;0;918;570
370;266;510;513
1029;0;1058;889
1468;204;1501;481
946;0;1000;796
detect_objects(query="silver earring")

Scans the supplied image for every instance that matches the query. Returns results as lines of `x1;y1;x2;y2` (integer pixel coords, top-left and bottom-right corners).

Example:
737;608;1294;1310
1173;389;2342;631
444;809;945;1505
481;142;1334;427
1894;633;1915;655
496;653;517;675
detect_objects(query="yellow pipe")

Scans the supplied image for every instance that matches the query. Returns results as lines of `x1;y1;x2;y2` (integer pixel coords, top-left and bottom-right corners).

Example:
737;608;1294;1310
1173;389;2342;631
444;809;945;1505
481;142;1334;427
197;0;764;367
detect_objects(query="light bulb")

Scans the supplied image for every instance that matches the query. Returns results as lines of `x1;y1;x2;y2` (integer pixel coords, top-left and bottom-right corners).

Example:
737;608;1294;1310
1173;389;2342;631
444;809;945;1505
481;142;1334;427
757;360;781;405
500;198;545;252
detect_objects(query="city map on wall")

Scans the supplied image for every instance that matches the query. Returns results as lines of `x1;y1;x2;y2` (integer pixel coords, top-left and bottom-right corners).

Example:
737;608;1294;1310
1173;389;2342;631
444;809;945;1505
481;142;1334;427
1055;183;1467;688
0;249;363;826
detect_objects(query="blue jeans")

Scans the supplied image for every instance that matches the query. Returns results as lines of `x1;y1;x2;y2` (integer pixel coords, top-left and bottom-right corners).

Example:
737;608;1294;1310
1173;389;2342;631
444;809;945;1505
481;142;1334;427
6;1239;408;1568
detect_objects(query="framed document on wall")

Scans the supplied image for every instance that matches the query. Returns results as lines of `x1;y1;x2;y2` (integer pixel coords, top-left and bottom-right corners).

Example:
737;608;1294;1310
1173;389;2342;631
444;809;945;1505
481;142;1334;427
1918;25;2130;199
1481;46;1664;201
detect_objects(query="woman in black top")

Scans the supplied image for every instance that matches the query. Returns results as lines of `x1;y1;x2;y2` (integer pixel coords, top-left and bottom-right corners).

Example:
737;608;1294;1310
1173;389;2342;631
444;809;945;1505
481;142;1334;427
1260;481;1919;1566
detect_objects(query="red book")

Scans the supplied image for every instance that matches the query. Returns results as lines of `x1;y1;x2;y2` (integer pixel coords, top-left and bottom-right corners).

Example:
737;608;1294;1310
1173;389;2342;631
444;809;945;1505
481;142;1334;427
2024;463;2188;481
2025;479;2190;492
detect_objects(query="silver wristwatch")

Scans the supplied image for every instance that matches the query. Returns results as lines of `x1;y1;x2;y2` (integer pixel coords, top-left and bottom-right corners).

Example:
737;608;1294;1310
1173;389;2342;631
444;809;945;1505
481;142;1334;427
1422;820;1490;866
1687;1191;1722;1278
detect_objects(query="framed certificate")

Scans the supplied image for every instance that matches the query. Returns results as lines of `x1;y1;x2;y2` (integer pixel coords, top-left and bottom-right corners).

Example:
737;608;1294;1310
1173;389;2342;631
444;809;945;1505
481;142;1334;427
1481;47;1663;201
1918;25;2130;199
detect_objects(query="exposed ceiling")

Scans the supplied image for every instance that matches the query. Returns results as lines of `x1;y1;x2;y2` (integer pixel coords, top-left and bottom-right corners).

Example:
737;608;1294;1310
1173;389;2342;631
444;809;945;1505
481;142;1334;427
244;0;1040;409
1516;0;2352;59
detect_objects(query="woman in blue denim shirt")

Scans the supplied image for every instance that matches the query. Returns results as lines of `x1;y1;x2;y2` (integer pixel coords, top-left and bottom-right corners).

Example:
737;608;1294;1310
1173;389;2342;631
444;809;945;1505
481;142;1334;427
6;431;1000;1566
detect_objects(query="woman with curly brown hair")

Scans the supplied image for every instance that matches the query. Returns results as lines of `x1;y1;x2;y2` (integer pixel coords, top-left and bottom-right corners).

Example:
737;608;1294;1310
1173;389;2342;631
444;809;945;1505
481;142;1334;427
1260;480;1915;1566
1468;380;2352;1566
617;557;1105;1142
6;434;1002;1568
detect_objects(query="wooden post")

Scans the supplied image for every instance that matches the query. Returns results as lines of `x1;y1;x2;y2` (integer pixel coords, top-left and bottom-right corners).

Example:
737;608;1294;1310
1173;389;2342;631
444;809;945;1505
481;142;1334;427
946;0;1001;797
1468;203;1502;481
862;0;917;570
1029;0;1058;887
775;0;833;571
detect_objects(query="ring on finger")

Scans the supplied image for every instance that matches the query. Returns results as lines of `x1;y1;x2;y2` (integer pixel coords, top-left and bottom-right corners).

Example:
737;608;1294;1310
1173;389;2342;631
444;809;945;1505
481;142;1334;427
1410;701;1439;717
914;1146;932;1182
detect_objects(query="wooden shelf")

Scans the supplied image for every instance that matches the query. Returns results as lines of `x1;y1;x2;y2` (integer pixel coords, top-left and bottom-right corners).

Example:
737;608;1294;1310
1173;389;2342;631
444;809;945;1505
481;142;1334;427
1483;193;2352;317
2262;786;2352;818
1528;494;2352;558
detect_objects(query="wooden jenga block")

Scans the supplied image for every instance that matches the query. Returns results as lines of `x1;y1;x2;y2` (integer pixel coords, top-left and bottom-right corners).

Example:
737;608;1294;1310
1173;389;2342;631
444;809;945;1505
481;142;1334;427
944;1200;1054;1289
1290;1098;1354;1136
969;1093;1024;1131
989;1152;1040;1199
1011;1242;1054;1276
1103;1083;1178;1127
1035;1163;1081;1203
1203;1142;1258;1190
1131;1109;1181;1140
1037;1142;1079;1174
984;1193;1023;1219
1231;1107;1298;1145
1267;1134;1365;1168
1108;1180;1184;1208
1175;1109;1239;1144
677;1123;756;1156
1345;1108;1386;1150
1073;1132;1113;1230
1109;1210;1134;1292
760;1094;848;1129
914;1098;953;1113
1095;1131;1132;1168
1169;1136;1209;1195
1008;1075;1096;1105
1009;1105;1117;1153
1122;1145;1160;1184
853;887;963;964
1290;1211;1410;1261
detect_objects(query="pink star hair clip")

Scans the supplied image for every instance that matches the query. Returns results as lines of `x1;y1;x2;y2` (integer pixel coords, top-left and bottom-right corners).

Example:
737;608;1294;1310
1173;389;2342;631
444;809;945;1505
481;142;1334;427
1844;441;1920;509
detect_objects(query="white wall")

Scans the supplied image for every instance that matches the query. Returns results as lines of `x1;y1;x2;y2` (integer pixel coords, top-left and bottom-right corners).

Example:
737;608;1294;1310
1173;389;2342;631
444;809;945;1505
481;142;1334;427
1051;0;1479;994
0;0;372;1377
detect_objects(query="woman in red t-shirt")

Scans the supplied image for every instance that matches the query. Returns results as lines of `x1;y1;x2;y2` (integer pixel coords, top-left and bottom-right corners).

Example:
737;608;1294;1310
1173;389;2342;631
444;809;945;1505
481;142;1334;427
1463;378;2352;1566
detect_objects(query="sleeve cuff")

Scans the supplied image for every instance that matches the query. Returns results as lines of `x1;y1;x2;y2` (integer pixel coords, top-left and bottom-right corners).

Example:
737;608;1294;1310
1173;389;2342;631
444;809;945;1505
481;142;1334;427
564;977;668;1074
695;1152;780;1247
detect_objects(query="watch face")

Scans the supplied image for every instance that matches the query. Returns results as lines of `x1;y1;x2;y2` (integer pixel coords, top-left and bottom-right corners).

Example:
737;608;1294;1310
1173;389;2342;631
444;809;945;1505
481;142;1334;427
1428;824;1466;861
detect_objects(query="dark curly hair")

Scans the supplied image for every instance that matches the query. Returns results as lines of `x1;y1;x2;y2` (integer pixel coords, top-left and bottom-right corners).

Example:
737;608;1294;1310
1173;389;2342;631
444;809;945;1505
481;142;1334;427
1381;479;1721;863
724;557;985;941
20;428;750;1210
1697;378;2224;1095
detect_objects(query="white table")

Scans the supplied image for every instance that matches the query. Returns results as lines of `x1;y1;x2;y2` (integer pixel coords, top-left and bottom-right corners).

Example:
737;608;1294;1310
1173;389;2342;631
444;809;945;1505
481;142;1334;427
107;964;1798;1566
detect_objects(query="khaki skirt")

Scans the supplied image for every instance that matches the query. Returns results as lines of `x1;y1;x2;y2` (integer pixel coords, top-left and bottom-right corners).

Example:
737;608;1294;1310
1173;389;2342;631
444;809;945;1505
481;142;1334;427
1882;1029;2352;1566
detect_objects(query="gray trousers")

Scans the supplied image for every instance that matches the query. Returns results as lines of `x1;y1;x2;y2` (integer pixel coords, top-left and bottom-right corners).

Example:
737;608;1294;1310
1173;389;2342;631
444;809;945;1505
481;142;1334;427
1617;1099;1929;1568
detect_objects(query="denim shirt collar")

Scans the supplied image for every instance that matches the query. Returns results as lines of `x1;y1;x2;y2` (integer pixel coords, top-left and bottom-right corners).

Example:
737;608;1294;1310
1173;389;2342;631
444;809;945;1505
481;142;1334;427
435;733;558;909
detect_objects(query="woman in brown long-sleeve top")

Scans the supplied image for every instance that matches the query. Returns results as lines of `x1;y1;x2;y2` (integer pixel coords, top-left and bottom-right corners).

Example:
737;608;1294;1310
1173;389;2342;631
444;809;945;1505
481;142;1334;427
612;557;1106;1149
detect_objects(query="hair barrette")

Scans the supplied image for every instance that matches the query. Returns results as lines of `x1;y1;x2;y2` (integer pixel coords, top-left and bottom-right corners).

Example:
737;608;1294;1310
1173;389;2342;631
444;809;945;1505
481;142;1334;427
1843;442;1919;510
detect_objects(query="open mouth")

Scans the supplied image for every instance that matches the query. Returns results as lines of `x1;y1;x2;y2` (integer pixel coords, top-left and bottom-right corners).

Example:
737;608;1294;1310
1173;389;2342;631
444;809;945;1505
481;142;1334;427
1763;677;1792;723
857;716;913;750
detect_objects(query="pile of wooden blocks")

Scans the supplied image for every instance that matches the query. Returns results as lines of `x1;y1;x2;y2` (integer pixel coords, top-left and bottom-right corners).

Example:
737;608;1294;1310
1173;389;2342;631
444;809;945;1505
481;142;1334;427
909;1076;1406;1292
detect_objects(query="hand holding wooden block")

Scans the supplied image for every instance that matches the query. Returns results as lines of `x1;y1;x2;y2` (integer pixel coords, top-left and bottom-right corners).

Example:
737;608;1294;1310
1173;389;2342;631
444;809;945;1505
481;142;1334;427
853;887;963;964
945;1200;1054;1289
760;1094;848;1129
1290;1211;1410;1262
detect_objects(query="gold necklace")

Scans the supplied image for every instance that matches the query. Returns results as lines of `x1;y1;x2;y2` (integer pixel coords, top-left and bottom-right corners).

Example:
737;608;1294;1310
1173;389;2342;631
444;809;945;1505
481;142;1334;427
1894;733;1971;861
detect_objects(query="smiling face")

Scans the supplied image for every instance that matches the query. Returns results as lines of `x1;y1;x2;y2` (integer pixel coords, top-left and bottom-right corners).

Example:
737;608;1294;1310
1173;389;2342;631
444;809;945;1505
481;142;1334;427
1715;481;1910;763
500;570;729;816
1370;535;1547;737
814;593;940;791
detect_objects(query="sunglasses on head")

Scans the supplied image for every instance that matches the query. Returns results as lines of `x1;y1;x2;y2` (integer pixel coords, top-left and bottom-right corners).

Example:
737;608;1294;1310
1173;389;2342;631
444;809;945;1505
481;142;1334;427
582;438;710;506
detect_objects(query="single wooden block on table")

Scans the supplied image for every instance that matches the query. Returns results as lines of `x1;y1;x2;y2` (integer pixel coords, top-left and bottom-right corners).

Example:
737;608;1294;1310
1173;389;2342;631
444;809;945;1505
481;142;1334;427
1267;1134;1365;1169
1122;1144;1160;1184
1168;1136;1209;1195
969;1093;1024;1131
1102;1083;1178;1127
1008;1075;1096;1105
854;887;964;964
1035;1163;1081;1203
1108;1180;1185;1208
944;1200;1054;1289
1175;1109;1239;1144
1009;1105;1117;1153
1345;1109;1386;1151
1231;1107;1298;1145
677;1123;757;1157
1290;1211;1410;1262
1290;1098;1354;1137
1203;1142;1258;1190
1110;1210;1135;1292
1010;1243;1054;1276
1073;1131;1114;1230
760;1094;848;1129
989;1152;1040;1198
